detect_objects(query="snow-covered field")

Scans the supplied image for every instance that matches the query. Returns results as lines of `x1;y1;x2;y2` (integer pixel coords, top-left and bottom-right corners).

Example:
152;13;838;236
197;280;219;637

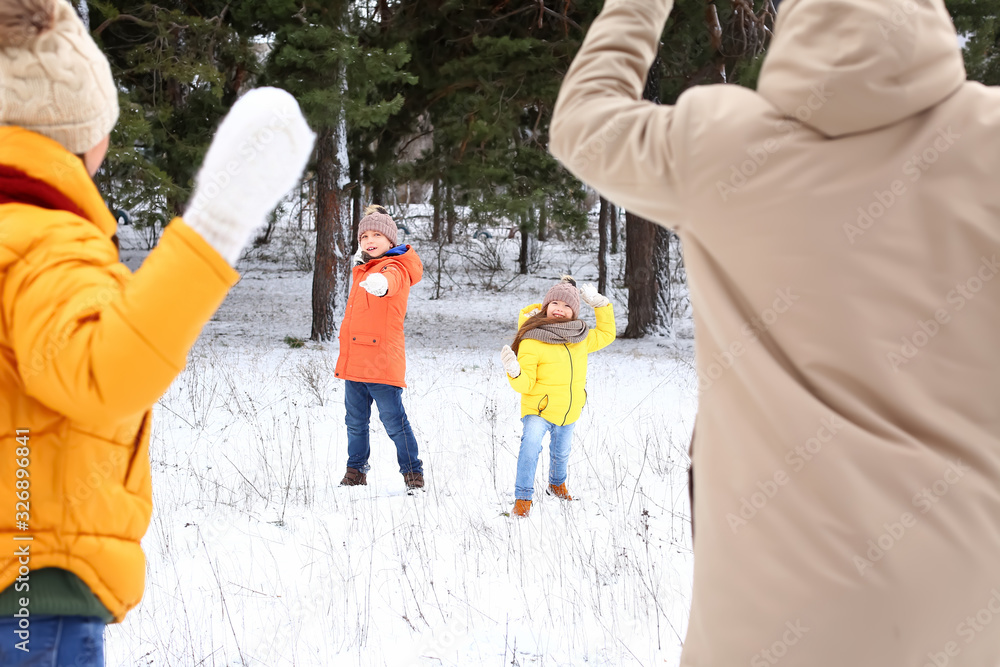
107;216;698;666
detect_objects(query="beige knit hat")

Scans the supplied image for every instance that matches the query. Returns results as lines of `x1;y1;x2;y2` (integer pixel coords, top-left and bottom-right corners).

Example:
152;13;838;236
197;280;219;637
0;0;119;155
358;204;398;246
542;276;581;318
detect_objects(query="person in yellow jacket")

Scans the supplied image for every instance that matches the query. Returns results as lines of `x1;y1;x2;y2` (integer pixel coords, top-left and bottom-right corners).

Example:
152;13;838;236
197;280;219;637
0;1;314;663
500;277;615;517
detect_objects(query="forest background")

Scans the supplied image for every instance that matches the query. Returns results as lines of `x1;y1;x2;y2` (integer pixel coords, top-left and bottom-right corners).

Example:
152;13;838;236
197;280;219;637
81;0;1000;338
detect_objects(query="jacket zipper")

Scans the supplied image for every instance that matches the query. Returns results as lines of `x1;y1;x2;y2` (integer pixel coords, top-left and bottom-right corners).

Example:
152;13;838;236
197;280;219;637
561;343;573;426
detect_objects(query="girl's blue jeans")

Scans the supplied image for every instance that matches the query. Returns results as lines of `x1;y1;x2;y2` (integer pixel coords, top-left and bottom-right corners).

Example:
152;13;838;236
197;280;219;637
345;380;422;475
515;415;576;500
0;615;104;666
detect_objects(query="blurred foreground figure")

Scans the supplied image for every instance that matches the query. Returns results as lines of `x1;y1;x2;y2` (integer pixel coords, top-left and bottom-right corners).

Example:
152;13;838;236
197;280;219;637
551;0;1000;664
0;0;314;662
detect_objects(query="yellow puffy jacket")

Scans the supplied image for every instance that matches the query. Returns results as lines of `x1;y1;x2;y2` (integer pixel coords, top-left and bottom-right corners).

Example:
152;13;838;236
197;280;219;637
0;128;238;621
508;302;616;425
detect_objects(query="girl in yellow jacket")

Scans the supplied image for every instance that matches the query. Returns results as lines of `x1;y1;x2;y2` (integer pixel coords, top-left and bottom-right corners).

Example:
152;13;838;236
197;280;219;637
500;277;615;517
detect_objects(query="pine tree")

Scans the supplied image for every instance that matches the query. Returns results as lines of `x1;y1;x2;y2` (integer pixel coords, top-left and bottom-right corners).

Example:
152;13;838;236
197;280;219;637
623;0;775;338
261;0;415;341
89;1;259;240
949;0;1000;86
386;0;599;258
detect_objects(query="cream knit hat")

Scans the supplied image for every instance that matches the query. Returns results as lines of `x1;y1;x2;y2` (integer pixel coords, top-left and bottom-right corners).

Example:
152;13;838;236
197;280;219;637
542;276;581;318
0;0;119;154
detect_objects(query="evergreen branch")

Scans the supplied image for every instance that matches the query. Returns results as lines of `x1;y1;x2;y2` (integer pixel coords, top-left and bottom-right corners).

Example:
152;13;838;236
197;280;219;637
93;13;157;36
477;3;582;32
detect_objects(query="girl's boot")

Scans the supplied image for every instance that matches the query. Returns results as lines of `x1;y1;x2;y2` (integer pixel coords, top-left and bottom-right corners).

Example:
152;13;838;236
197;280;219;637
547;483;572;500
512;499;532;517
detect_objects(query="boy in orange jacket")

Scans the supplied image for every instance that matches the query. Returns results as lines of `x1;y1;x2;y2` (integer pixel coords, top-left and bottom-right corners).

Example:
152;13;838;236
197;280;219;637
335;205;424;490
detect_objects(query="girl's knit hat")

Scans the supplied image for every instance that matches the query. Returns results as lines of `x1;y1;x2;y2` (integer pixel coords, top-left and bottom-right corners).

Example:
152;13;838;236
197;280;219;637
542;276;580;318
0;0;119;155
358;204;398;246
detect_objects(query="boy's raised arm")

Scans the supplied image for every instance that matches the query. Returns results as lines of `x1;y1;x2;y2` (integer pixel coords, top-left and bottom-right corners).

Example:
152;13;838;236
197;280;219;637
549;0;686;228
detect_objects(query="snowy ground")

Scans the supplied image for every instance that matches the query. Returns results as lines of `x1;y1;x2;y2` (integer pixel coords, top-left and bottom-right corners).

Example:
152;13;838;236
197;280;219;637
106;216;698;666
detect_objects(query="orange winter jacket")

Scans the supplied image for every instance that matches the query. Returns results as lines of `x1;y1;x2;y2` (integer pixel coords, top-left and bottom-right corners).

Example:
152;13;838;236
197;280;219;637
335;246;422;387
0;127;238;621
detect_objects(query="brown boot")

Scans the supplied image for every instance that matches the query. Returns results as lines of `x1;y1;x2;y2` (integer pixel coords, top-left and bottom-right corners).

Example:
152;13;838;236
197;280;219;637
340;467;367;486
511;499;532;517
547;483;572;500
403;471;424;490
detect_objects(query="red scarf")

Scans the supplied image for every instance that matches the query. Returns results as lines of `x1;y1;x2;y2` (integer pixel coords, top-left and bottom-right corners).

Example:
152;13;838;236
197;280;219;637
0;164;118;251
0;164;87;218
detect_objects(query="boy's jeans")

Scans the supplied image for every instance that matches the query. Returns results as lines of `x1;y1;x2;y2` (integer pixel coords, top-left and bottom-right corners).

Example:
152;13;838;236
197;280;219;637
345;380;422;475
515;415;575;500
0;615;104;666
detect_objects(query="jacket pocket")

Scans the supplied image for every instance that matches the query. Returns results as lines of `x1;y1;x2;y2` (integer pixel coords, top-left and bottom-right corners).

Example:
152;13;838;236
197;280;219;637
536;394;549;415
350;332;380;346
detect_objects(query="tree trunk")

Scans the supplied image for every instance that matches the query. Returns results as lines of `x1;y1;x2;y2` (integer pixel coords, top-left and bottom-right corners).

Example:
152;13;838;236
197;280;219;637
75;0;89;28
610;202;619;254
537;202;548;241
518;217;530;275
445;185;456;244
431;178;441;241
653;224;674;333
311;127;350;341
623;54;670;338
350;161;362;255
598;196;609;295
623;212;659;338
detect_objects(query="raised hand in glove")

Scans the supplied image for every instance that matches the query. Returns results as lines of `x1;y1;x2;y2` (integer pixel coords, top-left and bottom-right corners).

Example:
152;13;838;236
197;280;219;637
359;272;388;297
352;246;366;266
184;87;316;266
500;345;521;378
579;283;611;308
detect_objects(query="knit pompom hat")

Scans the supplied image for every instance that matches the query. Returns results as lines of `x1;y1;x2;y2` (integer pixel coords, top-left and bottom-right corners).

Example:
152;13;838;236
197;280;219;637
357;204;398;246
0;0;119;155
542;276;580;318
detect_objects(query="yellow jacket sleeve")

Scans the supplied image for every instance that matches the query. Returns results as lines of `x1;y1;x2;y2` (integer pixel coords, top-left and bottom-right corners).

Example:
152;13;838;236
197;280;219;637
8;217;238;426
508;342;540;395
587;302;616;353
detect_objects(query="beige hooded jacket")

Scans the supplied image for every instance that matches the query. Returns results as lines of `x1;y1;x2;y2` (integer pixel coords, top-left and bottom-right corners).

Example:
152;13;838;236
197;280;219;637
551;0;1000;665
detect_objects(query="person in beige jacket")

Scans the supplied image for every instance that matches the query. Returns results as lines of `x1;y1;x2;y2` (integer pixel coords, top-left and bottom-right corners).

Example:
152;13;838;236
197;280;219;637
550;0;1000;665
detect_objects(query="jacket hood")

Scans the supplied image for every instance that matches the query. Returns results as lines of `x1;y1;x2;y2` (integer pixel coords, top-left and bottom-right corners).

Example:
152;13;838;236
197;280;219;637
757;0;965;137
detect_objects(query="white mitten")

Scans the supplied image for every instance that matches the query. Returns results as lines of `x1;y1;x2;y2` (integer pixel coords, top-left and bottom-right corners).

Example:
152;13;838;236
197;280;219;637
359;272;388;297
184;87;316;265
501;345;521;378
352;246;365;266
580;283;611;308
